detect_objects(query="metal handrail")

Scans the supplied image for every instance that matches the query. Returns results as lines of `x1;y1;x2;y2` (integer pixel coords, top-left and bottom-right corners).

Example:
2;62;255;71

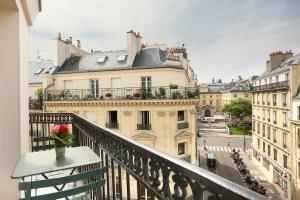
29;112;267;200
254;80;289;91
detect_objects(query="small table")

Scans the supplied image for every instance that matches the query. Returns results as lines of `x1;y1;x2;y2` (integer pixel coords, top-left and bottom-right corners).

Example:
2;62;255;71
11;146;101;196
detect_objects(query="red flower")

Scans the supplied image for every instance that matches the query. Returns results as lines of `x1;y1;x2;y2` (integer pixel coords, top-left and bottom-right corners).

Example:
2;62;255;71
51;125;60;134
59;124;69;133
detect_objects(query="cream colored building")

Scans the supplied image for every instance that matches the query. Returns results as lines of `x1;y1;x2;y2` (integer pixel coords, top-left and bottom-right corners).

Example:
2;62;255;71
221;89;252;107
41;31;199;164
252;51;300;199
0;0;41;198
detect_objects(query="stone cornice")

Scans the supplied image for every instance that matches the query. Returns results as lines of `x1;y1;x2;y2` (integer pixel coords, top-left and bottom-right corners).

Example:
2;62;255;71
45;99;199;107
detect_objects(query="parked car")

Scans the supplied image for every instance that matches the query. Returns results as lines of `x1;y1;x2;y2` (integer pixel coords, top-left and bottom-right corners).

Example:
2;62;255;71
201;117;215;123
206;153;216;168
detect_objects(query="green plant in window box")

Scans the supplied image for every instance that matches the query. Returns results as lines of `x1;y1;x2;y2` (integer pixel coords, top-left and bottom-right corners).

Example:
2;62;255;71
169;83;178;89
105;93;112;98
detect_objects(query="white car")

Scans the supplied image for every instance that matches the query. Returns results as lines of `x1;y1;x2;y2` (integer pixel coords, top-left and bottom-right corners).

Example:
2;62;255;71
201;117;215;123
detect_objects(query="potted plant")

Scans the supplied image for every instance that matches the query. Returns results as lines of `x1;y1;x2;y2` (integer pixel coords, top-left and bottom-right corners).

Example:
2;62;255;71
105;93;112;99
159;87;166;98
51;124;73;160
133;92;141;99
169;83;178;89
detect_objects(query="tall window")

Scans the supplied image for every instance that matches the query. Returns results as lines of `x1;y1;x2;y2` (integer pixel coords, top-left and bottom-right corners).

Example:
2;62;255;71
298;106;300;120
274;149;277;161
267;109;270;121
269;77;272;84
257;123;261;134
298;129;300;148
273;129;277;143
178;110;186;121
285;73;290;81
275;76;279;82
283;112;287;127
138;111;151;130
107;111;118;129
272;94;277;106
263;142;265;152
90;79;99;97
267;94;270;105
282;93;287;106
263;109;265;120
267;145;270;156
111;77;121;98
283;132;288;148
262;124;265;137
257;138;260;149
283;155;288;168
178;142;185;155
267;126;271;139
273;111;277;124
64;80;73;90
141;77;151;91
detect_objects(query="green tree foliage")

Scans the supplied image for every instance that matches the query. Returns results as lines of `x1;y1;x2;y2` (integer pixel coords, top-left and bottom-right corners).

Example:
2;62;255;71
222;99;252;122
35;88;44;106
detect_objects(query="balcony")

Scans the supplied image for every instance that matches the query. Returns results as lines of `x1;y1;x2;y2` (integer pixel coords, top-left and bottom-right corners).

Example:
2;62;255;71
28;113;266;199
253;80;289;91
177;122;189;129
106;122;119;129
137;123;151;130
45;86;200;101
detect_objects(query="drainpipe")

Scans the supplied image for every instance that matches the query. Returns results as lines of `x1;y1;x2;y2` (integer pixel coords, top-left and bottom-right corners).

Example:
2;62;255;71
43;78;55;112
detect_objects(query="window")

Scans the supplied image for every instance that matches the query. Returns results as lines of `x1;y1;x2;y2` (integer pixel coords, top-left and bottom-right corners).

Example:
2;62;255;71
275;76;279;82
177;110;185;121
283;132;288;148
267;94;270;105
117;54;127;62
262;94;265;104
263;142;265;152
141;77;151;91
90;79;99;97
178;143;185;155
273;111;277;124
34;68;44;74
283;155;288;168
274;149;277;161
267;110;270;121
272;94;277;106
234;94;237;97
107;111;118;129
203;100;206;105
298;106;300;120
298;129;300;148
282;93;287;106
273;129;277;143
285;73;290;81
253;121;255;131
257;138;260;149
84;111;96;122
267;145;270;156
269;77;272;84
138;111;151;130
209;100;212;105
97;56;107;63
210;95;212;98
267;126;271;139
264;79;267;85
64;80;73;90
111;78;121;97
283;112;287;127
245;93;248;97
263;109;265;120
262;125;265;137
257;123;260;134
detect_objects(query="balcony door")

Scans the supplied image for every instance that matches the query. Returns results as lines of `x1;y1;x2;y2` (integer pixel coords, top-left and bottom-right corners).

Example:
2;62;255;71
90;79;99;98
141;76;151;92
111;78;121;98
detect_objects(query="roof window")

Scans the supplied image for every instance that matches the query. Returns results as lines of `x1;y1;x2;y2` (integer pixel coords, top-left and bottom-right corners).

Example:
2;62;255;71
97;56;108;63
117;55;127;62
34;68;44;74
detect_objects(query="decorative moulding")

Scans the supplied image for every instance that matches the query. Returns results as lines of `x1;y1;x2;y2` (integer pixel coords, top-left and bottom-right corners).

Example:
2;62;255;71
157;111;165;117
124;110;132;116
169;111;176;116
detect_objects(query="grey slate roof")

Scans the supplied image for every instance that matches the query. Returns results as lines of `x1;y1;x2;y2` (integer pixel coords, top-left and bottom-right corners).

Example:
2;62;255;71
28;59;55;84
55;47;181;73
259;53;300;79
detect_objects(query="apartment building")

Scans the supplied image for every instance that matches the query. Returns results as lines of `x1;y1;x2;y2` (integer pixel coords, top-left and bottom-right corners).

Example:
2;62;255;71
252;51;300;199
39;31;198;164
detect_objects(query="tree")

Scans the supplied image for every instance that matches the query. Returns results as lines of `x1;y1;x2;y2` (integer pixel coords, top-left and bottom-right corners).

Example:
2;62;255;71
35;88;44;107
222;99;252;125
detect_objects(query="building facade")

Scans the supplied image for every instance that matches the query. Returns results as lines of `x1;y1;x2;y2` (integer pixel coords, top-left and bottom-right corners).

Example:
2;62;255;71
252;51;300;199
40;31;199;164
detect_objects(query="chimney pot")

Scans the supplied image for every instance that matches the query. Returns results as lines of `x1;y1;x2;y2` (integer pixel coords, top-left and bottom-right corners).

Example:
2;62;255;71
58;32;61;40
69;37;72;44
77;40;81;48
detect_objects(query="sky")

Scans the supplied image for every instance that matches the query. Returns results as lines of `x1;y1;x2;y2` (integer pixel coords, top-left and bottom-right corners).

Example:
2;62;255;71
29;0;300;83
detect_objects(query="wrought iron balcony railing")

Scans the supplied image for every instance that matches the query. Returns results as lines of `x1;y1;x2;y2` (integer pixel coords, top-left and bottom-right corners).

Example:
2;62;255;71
253;80;289;91
177;122;189;129
137;123;151;130
45;86;200;101
29;113;266;200
106;122;119;129
179;154;191;163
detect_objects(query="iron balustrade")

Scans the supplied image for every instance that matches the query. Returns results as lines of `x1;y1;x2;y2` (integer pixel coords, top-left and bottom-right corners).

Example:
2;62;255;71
29;113;267;200
177;122;189;129
45;86;200;101
253;81;289;91
106;122;119;129
137;124;151;130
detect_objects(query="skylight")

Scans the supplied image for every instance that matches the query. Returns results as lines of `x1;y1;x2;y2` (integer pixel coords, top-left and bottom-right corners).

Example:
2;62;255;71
34;68;44;74
97;56;107;63
117;55;127;62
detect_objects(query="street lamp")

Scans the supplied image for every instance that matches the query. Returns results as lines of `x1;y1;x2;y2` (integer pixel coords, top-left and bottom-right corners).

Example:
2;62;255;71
240;113;246;152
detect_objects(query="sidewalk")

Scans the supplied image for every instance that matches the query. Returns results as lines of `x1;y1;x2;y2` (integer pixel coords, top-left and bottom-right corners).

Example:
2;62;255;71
241;152;285;200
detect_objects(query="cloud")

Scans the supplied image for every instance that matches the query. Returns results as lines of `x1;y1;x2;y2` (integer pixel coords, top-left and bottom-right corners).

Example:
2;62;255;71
30;0;300;82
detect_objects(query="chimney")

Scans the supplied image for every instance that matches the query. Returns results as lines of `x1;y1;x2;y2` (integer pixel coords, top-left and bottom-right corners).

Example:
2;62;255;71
238;75;242;81
77;40;81;48
127;29;142;66
268;50;293;71
69;36;72;44
58;32;61;40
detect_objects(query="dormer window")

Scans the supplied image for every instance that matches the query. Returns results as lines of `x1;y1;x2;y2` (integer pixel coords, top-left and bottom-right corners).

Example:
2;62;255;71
117;55;127;62
34;68;44;74
97;56;107;63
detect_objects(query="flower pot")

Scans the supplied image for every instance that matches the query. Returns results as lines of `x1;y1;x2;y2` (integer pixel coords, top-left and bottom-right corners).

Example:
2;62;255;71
55;146;66;160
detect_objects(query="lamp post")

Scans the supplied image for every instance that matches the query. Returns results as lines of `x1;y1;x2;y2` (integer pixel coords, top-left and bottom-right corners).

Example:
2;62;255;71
240;113;246;152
